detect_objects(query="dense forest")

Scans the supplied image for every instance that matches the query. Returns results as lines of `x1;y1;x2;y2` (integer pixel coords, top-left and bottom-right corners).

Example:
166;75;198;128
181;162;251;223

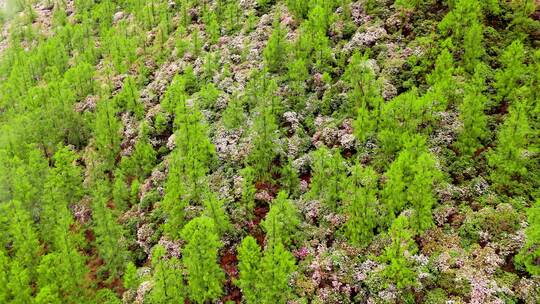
0;0;538;303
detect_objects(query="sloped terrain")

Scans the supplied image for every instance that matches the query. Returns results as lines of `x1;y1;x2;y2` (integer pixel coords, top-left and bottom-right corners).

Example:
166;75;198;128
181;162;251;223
0;0;539;303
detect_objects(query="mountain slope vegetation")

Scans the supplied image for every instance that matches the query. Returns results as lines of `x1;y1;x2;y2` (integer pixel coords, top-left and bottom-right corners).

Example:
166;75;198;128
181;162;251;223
0;0;539;303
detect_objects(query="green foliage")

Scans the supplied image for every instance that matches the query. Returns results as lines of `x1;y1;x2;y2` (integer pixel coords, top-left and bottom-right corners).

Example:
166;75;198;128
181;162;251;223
487;101;531;194
94;288;122;304
261;191;300;246
115;76;144;119
286;0;310;20
234;235;297;304
286;57;309;98
4;200;40;270
222;94;245;129
8;261;33;304
247;78;281;181
41;145;84;249
379;215;417;289
494;40;527;104
342;164;379;246
203;192;232;236
198;82;221;110
101;22;138;74
382;135;440;233
259;241;297;303
62;61;96;100
438;0;481;43
162;95;215;238
148;245;185;303
394;0;429;10
280;159;300;197
0;0;538;301
123;261;139;290
92;182;129;279
455;67;488;156
120;122;156;179
181;217;225;304
240;166;257;218
36;250;88;303
34;285;62;304
264;16;290;73
94;99;122;171
345;52;383;140
162;73;188;113
236;236;262;304
516;200;540;275
308;147;346;210
378;89;433;156
460;204;520;243
0;251;10;303
426;48;456;109
462;22;484;73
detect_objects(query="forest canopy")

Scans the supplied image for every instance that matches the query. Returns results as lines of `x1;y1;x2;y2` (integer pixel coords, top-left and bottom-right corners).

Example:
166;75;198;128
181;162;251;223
0;0;539;303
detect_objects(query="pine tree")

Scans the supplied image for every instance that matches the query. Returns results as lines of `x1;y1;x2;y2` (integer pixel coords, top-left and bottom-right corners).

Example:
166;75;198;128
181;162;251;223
204;10;220;44
258;241;296;304
438;0;481;43
407;152;438;233
378;89;432;156
115;76;143;120
221;94;245;129
0;251;9;303
240;166;257;219
181;217;225;304
261;191;300;247
344;52;383;141
34;285;62;304
236;236;262;304
379;215;417;289
344;51;382;114
247;79;280;182
286;0;310;20
162;95;215;238
120;122;156;179
515;200;540;275
148;245;185;303
191;27;202;57
40;145;84;249
308;147;346;210
264;15;289;73
5;200;40;271
94;288;122;304
456;66;488;156
203;191;232;237
36;250;88;303
112;168;130;212
8;261;33;304
123;262;139;291
161;74;188;113
462;22;484;74
286;57;309;97
494;40;527;104
394;0;427;10
280;159;300;197
487;101;530;194
62;61;95;101
92;181;128;279
10;147;48;214
381;135;440;232
426;48;455;109
94;99;122;170
342;164;379;246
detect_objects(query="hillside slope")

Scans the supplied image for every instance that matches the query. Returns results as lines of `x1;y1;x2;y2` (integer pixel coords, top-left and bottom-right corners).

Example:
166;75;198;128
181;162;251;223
0;0;539;303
